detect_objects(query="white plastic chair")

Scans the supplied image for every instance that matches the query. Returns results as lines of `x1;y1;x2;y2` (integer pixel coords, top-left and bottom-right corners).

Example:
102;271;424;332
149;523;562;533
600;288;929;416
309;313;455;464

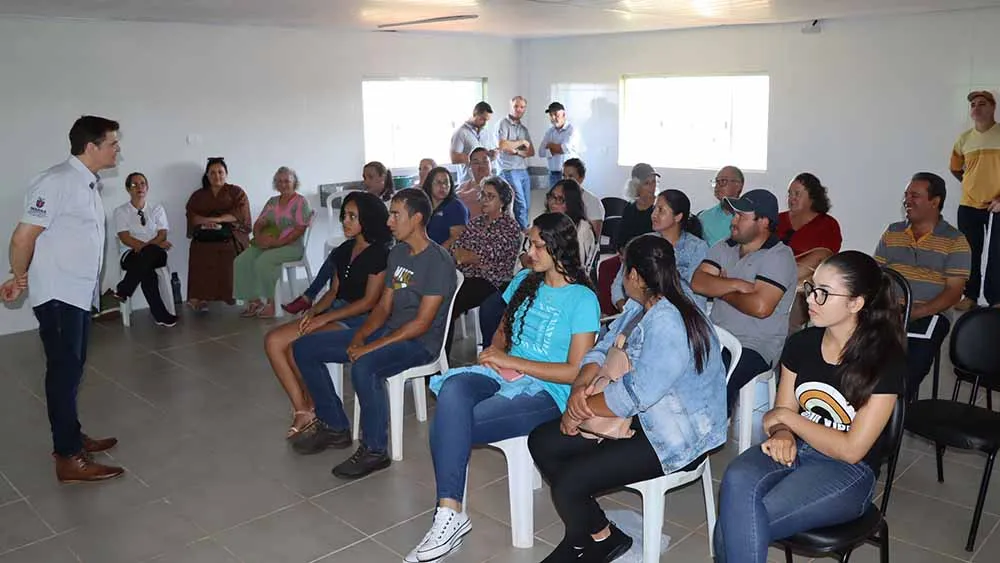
327;271;465;461
462;436;542;548
274;225;314;318
619;325;742;562
117;244;176;327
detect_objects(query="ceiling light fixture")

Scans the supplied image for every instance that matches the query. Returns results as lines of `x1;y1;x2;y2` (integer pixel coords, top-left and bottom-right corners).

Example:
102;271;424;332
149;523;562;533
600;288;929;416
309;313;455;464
377;14;479;30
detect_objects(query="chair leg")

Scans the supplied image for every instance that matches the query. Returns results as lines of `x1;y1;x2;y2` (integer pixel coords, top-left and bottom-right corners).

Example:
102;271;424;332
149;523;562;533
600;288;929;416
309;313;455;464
931;350;941;400
458;312;468;340
274;267;287;318
879;519;890;563
966;451;997;552
952;380;962;402
505;444;535;548
327;363;344;399
935;444;946;483
701;460;717;557
120;300;131;328
411;377;428;423
640;486;664;563
784;546;794;563
352;393;361;441
388;376;405;461
767;372;777;411
737;383;754;453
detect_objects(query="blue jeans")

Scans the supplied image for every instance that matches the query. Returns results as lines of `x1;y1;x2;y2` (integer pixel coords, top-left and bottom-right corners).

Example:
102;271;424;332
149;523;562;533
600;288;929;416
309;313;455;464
292;326;433;453
548;170;563;188
34;300;91;456
430;374;560;502
501;169;532;229
303;250;336;301
714;442;876;563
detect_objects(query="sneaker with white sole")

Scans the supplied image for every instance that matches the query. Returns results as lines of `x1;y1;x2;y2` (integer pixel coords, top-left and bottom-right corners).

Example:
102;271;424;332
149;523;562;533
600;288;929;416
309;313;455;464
404;507;471;562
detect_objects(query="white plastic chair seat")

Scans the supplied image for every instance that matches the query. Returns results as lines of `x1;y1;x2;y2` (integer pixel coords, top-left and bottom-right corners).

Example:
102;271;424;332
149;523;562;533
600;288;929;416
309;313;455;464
118;246;176;328
324;271;465;461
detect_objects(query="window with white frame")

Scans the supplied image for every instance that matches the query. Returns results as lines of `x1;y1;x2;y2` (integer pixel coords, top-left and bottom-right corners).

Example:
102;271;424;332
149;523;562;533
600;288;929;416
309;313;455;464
362;78;487;170
619;74;769;171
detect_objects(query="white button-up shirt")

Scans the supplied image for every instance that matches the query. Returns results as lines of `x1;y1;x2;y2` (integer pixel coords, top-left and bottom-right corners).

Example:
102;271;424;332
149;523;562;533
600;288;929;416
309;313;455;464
538;122;582;171
20;157;106;311
113;200;169;244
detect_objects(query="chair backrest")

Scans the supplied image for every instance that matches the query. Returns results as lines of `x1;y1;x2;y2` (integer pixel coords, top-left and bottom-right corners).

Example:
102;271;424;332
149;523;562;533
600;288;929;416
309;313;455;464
876;393;907;515
949;307;1000;392
599;216;621;254
601;197;628;219
882;266;913;329
435;270;466;373
714;325;743;385
300;221;313;249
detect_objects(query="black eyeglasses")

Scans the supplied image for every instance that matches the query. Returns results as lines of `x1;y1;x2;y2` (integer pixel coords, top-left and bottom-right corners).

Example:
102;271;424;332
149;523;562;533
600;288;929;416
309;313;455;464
802;281;852;306
546;193;565;204
137;209;146;227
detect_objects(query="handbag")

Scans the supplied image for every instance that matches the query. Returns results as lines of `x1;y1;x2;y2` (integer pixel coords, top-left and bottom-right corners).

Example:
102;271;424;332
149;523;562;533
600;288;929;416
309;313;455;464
191;223;233;243
578;310;646;441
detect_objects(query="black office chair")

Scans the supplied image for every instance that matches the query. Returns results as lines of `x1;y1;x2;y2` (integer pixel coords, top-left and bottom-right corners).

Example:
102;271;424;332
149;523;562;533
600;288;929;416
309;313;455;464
601;196;627;219
599;216;621;255
773;267;912;563
904;307;1000;552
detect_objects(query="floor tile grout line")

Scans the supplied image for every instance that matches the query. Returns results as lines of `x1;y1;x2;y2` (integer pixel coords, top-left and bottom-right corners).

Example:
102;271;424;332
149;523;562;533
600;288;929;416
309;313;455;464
0;469;27;503
200;498;311;538
972;517;1000;561
305;498;374;540
304;537;373;563
885;533;976;562
890;482;1000;517
0;530;61;558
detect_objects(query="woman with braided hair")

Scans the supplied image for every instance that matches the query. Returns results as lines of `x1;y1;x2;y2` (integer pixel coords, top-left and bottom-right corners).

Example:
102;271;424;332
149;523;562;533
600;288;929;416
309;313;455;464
404;212;601;563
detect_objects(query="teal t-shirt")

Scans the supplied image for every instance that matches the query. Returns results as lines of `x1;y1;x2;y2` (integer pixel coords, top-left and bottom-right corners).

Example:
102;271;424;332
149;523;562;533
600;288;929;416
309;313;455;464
698;203;734;247
430;268;600;411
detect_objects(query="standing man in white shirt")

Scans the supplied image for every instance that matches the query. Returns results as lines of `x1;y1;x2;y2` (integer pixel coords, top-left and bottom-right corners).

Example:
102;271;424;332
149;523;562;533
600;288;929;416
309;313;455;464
538;102;582;188
111;171;178;327
0;116;125;483
450;101;495;182
497;96;535;229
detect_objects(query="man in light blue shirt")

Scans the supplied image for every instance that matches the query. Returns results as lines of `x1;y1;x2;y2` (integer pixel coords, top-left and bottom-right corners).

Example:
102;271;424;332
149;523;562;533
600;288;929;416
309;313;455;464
538;102;581;187
497;96;535;229
697;165;745;246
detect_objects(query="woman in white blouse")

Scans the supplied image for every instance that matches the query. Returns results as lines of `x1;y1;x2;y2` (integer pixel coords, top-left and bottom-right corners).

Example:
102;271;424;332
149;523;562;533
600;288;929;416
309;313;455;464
111;172;176;326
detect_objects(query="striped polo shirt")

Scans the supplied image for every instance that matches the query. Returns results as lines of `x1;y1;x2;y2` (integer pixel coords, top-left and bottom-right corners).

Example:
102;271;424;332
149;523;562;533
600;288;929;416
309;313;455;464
950;123;1000;208
873;219;971;304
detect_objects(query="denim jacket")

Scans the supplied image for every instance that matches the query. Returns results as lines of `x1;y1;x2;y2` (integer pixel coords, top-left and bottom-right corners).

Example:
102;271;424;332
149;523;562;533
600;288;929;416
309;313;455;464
586;299;728;474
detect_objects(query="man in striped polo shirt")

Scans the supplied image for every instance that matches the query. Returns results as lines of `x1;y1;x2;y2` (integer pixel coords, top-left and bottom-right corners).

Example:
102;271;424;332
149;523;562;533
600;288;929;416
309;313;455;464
874;172;971;401
950;90;1000;310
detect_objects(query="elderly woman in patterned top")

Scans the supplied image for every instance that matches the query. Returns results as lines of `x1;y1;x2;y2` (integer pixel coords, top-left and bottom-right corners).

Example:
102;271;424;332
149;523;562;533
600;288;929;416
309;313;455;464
445;176;522;355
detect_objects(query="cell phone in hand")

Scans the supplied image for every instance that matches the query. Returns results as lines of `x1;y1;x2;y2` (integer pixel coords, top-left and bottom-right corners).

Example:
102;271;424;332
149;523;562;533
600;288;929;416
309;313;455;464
497;368;526;382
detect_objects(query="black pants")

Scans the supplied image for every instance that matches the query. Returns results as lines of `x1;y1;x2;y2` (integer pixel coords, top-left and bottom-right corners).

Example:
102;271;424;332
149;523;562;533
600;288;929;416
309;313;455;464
957;205;1000;305
33;300;90;457
529;418;664;546
118;245;171;321
906;315;951;401
723;347;770;417
445;277;499;356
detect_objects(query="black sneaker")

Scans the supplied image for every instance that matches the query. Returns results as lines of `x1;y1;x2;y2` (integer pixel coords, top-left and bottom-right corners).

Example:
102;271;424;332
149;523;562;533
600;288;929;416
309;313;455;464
331;444;390;479
583;523;632;563
155;314;179;327
291;420;352;454
540;538;589;562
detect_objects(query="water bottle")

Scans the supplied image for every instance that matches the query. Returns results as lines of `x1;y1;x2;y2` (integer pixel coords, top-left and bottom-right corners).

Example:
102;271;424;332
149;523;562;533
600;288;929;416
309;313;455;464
171;272;183;305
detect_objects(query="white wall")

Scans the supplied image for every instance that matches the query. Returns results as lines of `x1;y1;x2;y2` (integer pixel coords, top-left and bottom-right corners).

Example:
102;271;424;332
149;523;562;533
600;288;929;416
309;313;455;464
521;7;1000;253
0;18;518;335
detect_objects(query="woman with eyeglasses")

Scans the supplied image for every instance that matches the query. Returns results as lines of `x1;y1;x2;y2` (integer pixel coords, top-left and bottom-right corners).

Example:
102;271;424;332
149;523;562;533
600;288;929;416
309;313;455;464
543;178;597;268
404;213;599;562
715;250;906;563
233;166;313;318
111;172;177;326
422;166;469;249
445;176;522;355
185;157;252;312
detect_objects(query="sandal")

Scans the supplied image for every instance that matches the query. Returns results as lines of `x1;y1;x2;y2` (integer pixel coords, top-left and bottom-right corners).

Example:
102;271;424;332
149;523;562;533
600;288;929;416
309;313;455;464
286;410;317;439
240;302;264;318
256;303;277;319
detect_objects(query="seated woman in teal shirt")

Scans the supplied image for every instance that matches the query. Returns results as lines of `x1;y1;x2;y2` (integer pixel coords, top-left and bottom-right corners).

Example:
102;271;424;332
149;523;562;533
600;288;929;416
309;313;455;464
404;212;600;563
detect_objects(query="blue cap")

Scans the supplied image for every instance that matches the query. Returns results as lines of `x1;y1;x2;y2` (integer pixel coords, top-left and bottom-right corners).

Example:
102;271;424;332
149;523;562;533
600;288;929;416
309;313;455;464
724;189;779;225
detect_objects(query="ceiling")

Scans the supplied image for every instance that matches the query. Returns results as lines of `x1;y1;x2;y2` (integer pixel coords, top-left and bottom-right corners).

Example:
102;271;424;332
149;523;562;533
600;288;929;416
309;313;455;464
2;0;1000;38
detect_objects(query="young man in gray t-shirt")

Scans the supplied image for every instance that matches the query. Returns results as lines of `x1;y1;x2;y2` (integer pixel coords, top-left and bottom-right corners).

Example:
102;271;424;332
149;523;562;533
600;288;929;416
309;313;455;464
691;189;797;415
291;189;457;478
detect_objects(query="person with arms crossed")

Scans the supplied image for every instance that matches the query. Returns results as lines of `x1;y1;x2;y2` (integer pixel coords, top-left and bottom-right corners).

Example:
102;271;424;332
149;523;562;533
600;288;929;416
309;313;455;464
497;96;535;229
950;90;1000;310
1;116;125;483
538;102;581;188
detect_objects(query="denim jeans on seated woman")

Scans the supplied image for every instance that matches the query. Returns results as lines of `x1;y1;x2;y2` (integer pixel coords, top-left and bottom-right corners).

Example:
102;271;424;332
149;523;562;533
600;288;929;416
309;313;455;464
430;373;560;502
714;441;875;563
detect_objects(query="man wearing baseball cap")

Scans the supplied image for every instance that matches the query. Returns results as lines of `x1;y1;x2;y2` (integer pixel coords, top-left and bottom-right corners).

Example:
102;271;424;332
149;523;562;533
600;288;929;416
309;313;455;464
691;189;797;417
538;102;581;187
950;90;1000;310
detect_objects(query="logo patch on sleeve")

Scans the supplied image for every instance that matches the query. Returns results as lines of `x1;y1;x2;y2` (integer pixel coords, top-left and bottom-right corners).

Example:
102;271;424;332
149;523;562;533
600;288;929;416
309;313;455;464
27;197;47;217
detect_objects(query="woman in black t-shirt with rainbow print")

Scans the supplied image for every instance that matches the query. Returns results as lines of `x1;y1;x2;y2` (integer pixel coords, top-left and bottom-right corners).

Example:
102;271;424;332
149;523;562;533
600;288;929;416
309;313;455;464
714;250;906;563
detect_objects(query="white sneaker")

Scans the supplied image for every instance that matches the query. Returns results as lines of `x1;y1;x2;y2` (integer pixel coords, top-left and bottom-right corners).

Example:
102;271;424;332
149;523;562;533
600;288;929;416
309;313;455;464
404;507;471;562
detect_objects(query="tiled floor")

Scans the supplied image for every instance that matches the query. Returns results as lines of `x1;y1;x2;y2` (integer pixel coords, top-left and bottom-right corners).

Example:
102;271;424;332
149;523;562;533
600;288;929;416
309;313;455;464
0;306;998;562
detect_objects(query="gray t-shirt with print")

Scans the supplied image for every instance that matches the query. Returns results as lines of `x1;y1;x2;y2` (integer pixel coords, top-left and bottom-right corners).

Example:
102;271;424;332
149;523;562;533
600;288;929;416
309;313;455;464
384;241;458;355
703;237;797;366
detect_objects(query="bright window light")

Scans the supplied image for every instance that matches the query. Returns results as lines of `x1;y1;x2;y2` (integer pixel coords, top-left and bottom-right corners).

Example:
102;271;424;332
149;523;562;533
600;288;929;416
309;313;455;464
619;74;769;171
362;78;487;170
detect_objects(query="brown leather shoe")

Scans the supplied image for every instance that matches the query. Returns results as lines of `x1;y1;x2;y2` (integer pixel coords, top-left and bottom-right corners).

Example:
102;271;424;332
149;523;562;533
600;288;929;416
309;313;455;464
54;452;125;484
82;434;118;453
